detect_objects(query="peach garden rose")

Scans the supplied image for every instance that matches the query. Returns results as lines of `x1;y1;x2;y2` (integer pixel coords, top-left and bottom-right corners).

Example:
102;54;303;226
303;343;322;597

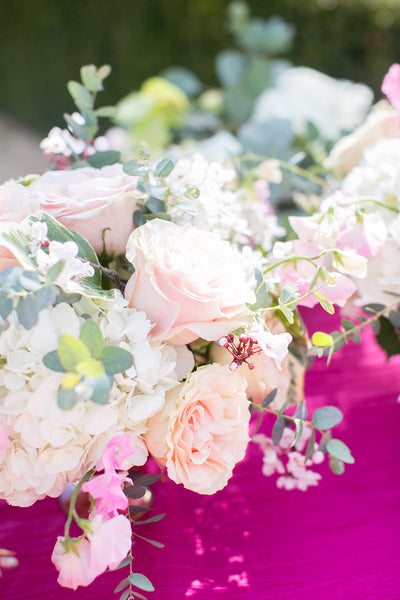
27;164;140;256
124;219;256;345
144;364;250;494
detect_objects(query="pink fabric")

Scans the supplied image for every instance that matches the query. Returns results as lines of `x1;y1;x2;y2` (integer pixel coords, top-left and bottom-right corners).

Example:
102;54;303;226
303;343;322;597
1;307;400;599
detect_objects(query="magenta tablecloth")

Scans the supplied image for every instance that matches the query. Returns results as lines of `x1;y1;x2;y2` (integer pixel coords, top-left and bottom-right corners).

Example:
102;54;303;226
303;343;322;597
1;308;400;600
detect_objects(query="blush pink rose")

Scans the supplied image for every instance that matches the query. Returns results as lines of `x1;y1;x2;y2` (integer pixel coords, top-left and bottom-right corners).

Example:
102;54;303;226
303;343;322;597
27;164;140;256
145;364;250;494
0;181;40;272
125;219;255;345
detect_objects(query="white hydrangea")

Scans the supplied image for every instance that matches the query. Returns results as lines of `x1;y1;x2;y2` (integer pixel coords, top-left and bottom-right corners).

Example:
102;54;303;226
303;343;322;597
252;66;373;142
342;138;400;213
0;298;181;506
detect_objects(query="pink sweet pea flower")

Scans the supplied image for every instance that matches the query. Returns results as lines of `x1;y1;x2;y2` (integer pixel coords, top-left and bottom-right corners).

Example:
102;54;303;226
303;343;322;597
82;471;128;516
255;330;292;370
96;434;136;473
88;514;132;574
382;64;400;112
51;537;95;590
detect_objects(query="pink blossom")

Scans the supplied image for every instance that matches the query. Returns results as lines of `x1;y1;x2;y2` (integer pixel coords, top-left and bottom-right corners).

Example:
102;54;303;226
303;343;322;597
96;434;136;473
52;515;132;589
254;329;292;370
382;64;400;111
88;514;132;574
82;471;128;516
51;537;95;590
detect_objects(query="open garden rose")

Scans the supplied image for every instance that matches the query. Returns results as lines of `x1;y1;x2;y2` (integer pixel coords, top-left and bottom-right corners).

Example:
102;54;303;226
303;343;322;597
124;219;256;344
27;164;140;256
144;364;250;494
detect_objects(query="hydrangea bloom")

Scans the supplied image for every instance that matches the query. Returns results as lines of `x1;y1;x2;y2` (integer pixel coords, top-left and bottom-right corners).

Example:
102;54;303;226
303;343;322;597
0;298;180;506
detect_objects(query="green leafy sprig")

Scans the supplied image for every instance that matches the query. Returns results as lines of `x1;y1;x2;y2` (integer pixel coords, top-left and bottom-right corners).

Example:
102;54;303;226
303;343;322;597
43;319;133;410
252;395;354;475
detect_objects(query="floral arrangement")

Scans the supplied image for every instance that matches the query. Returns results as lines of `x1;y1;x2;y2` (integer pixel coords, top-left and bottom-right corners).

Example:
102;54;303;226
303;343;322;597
2;35;400;598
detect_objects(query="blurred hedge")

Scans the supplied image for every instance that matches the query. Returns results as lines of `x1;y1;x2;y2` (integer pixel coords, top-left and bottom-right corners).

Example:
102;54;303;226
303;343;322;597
0;0;399;133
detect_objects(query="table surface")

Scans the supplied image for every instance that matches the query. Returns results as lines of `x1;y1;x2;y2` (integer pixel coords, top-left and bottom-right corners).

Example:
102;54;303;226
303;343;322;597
1;308;400;600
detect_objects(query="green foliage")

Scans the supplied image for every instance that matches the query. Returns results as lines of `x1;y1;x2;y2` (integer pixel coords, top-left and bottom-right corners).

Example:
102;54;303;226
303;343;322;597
312;406;343;430
326;438;355;464
0;0;398;134
44;319;133;410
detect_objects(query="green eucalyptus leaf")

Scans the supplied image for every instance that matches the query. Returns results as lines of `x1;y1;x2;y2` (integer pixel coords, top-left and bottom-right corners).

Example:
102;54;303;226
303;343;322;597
125;485;147;499
389;310;400;329
123;160;148;177
17;295;39;329
312;406;343;430
329;456;345;475
145;197;165;214
113;577;130;594
34;285;59;310
114;556;133;570
294;399;307;420
79;320;104;358
0;296;12;320
134;513;166;525
326;438;354;464
290;418;303;448
75;358;105;378
100;346;133;375
272;415;285;446
67;81;93;111
80;65;104;92
278;299;294;324
43;350;66;373
46;261;64;283
83;373;113;404
363;303;385;315
261;388;278;408
19;270;41;291
58;386;79;410
58;335;91;371
64;113;90;141
87;150;121;169
304;429;316;463
94;105;117;118
216;49;246;88
134;473;159;487
375;316;400;358
128;573;155;593
250;268;271;310
313;292;335;315
154;158;175;177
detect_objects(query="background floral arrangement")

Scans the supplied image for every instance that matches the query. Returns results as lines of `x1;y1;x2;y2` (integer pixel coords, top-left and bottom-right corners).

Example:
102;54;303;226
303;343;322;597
2;15;400;597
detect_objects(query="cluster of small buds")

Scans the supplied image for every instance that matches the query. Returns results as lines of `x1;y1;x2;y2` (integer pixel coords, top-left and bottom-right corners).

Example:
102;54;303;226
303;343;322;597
219;333;262;371
253;426;325;491
40;117;111;170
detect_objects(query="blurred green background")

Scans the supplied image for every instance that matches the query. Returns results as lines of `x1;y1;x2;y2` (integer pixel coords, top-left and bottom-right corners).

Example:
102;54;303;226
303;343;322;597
0;0;399;133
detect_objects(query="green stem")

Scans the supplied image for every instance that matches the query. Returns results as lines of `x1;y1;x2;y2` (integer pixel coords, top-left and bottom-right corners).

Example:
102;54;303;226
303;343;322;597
262;249;335;276
278;160;326;187
250;402;331;443
64;468;95;539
